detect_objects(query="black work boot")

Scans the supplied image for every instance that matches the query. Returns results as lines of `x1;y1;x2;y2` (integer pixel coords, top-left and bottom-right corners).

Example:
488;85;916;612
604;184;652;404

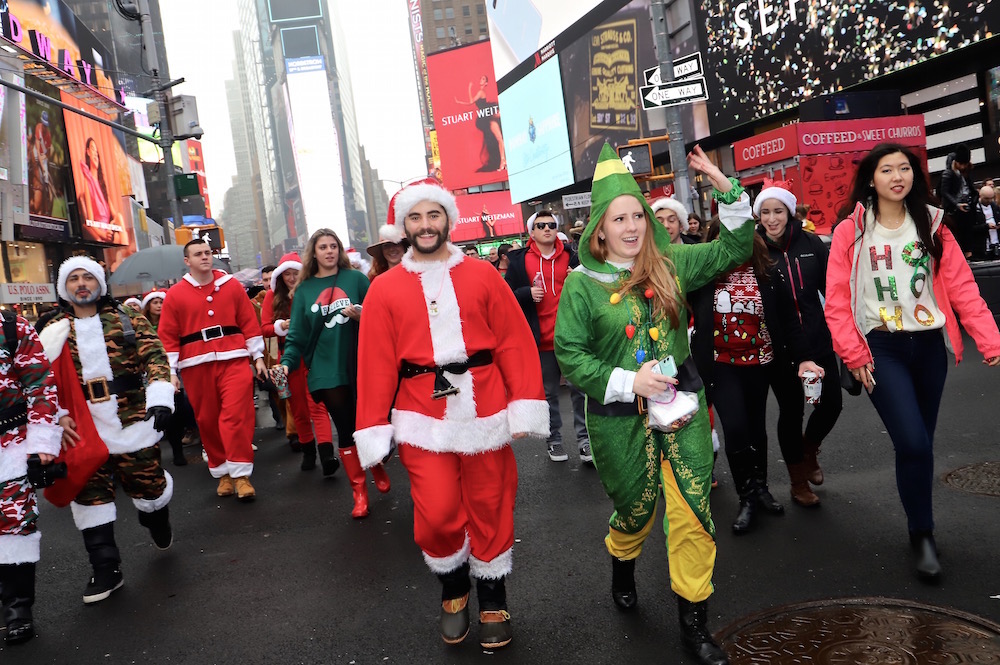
437;562;471;645
300;441;317;471
137;506;173;550
677;596;729;665
754;485;785;515
611;556;637;611
316;442;340;477
81;523;123;605
476;576;512;649
0;563;36;644
909;531;941;582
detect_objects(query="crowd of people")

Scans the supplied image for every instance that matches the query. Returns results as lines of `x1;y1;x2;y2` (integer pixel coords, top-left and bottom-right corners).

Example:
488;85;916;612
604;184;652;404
0;141;996;665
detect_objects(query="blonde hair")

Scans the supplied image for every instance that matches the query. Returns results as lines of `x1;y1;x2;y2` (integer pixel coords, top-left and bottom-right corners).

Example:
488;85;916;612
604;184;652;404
299;228;352;282
589;209;683;328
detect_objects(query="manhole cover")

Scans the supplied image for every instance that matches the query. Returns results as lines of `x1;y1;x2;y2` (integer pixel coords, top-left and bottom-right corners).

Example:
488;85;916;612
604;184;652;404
943;461;1000;497
717;597;1000;664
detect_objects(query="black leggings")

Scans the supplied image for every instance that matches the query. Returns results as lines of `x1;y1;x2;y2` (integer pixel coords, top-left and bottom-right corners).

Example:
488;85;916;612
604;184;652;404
310;386;357;449
767;352;843;462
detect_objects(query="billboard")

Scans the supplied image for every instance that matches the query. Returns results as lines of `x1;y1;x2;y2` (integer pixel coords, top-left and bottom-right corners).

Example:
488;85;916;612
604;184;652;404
61;91;132;246
486;0;608;81
696;1;1000;134
25;77;70;225
426;41;507;190
284;56;349;243
451;190;525;243
498;55;574;203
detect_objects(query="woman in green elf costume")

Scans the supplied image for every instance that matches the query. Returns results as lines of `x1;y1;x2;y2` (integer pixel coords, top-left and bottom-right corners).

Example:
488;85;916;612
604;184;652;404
554;145;753;665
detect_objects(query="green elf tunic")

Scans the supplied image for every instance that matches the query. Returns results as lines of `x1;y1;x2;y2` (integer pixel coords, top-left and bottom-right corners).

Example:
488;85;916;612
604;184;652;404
554;149;753;603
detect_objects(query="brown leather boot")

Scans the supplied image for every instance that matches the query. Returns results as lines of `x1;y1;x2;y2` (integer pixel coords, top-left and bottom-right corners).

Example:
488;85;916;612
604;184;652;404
802;438;824;485
786;463;819;507
216;474;235;497
234;477;256;502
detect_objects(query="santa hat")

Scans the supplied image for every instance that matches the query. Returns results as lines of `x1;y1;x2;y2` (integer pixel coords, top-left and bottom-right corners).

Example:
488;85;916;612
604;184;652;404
346;248;370;274
753;178;797;217
526;211;560;232
366;223;410;258
123;297;142;309
651;198;690;232
57;256;106;302
141;290;166;310
270;252;302;291
388;176;459;228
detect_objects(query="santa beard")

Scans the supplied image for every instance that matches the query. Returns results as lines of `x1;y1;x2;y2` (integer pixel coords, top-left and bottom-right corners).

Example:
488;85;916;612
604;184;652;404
67;290;101;306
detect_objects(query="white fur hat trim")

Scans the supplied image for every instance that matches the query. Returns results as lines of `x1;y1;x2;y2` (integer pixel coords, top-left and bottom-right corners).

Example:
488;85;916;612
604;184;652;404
753;186;797;217
526;211;560;232
58;256;106;301
651;198;690;232
141;291;166;310
392;182;459;228
270;260;303;291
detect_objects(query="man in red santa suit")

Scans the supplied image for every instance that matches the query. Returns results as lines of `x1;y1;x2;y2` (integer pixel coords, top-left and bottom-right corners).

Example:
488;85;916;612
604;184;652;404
157;239;266;501
355;178;548;649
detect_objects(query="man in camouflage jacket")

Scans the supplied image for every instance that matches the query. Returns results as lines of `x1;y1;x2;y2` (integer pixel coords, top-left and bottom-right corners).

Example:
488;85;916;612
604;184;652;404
38;256;174;605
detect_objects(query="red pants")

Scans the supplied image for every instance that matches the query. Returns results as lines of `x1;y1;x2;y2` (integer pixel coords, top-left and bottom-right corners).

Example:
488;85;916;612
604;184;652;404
287;366;333;444
182;358;255;478
398;444;517;579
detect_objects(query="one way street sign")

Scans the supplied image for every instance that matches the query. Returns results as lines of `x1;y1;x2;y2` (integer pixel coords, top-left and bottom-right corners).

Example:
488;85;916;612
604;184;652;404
640;77;709;110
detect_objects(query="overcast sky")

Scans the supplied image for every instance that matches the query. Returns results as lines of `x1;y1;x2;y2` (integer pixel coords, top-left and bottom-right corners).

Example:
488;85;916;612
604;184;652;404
158;0;428;217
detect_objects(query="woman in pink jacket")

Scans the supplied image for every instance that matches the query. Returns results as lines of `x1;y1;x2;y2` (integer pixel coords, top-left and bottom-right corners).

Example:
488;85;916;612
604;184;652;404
825;143;1000;582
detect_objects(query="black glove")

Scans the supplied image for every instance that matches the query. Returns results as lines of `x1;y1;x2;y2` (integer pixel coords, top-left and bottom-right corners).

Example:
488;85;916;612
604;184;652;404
26;454;67;489
144;406;172;432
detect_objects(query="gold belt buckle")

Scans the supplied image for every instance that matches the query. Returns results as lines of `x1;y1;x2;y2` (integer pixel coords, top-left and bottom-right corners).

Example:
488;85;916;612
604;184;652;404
86;377;111;403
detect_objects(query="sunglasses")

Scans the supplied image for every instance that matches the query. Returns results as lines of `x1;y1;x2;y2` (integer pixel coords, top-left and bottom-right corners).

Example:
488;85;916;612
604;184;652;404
534;221;558;230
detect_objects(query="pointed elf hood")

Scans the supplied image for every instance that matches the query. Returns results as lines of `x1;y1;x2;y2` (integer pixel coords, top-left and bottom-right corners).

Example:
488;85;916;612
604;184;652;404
578;143;671;273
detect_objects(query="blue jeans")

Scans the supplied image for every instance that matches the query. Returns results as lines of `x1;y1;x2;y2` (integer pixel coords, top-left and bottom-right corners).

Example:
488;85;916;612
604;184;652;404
539;350;588;446
866;330;948;534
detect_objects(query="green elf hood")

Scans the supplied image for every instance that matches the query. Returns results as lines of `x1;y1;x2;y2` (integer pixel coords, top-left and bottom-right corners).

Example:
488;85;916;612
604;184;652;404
578;143;672;273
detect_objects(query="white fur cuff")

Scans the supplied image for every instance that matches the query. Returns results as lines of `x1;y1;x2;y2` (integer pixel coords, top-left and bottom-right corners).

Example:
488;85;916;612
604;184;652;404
133;471;173;513
167;351;179;373
71;501;117;531
354;425;394;469
145;380;176;412
470;547;512;580
422;533;471;574
0;533;41;564
228;462;253;478
719;192;753;231
507;399;550;439
25;422;64;457
246;335;265;360
274;320;288;337
208;461;230;478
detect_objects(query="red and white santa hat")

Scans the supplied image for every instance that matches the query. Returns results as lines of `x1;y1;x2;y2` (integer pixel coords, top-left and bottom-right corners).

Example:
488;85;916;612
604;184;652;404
366;223;409;258
57;255;106;301
753;178;797;217
270;252;302;291
651;197;690;232
140;290;166;310
388;176;459;228
123;297;142;309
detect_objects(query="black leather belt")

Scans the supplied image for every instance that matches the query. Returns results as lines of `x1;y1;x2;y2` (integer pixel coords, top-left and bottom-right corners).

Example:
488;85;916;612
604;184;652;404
399;350;493;399
81;374;144;403
179;325;243;346
0;404;28;431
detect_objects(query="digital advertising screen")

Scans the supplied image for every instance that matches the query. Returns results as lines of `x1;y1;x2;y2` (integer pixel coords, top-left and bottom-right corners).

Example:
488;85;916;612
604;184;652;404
696;1;1000;134
426;41;506;190
450;190;525;243
25;77;70;224
498;55;574;203
62;91;132;246
487;0;608;81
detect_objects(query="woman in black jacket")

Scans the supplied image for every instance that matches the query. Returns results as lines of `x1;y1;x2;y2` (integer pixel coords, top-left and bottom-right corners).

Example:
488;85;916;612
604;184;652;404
756;181;843;507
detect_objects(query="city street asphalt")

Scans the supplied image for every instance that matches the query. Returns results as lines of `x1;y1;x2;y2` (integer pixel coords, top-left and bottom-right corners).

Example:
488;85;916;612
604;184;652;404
5;340;999;664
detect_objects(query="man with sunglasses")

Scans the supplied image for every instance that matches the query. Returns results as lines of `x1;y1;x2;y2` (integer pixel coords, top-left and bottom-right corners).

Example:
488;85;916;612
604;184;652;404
505;212;590;464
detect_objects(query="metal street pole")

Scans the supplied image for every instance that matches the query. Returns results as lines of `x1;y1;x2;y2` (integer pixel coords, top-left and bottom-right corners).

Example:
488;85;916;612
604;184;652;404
137;0;182;244
649;0;691;212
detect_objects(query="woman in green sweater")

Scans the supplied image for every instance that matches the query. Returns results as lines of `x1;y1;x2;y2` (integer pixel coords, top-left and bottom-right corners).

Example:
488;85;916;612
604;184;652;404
554;145;753;665
276;228;388;519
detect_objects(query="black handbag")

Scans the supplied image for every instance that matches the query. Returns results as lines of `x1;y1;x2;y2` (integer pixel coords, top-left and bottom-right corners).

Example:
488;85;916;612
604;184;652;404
839;359;863;396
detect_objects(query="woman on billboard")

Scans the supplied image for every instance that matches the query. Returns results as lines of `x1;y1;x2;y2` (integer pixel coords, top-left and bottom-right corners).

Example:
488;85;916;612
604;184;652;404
455;76;506;172
77;137;125;243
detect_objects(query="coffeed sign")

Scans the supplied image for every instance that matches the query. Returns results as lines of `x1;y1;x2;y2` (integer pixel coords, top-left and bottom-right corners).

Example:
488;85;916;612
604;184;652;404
1;282;56;304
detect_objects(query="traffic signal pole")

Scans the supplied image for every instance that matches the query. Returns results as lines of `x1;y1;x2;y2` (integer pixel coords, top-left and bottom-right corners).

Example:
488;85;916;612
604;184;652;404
648;0;691;212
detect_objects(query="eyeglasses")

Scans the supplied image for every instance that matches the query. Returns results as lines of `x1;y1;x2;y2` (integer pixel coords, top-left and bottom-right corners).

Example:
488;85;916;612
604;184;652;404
534;221;558;230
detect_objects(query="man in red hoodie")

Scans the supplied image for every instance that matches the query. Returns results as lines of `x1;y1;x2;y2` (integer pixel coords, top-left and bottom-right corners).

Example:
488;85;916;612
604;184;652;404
505;212;590;463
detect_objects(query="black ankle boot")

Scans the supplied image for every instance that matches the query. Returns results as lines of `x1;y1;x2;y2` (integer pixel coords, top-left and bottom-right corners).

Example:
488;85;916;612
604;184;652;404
137;506;173;550
287;434;302;453
0;563;36;644
909;531;941;582
754;487;785;515
317;443;340;477
81;523;123;604
677;596;729;665
437;562;471;645
300;441;317;471
611;556;637;611
731;496;755;534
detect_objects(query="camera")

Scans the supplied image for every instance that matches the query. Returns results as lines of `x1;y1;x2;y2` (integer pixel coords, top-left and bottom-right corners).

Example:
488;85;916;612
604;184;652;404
26;454;68;489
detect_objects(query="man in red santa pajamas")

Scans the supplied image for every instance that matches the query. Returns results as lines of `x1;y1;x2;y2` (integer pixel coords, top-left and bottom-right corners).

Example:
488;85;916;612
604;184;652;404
354;178;549;649
157;239;266;501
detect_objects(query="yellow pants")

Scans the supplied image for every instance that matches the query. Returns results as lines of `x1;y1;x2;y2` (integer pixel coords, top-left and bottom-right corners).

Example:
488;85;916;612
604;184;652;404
605;456;716;603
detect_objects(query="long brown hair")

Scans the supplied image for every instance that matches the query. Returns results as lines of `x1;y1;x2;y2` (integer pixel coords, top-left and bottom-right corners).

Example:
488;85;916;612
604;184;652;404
300;228;352;282
589;210;683;329
272;270;294;319
750;233;775;279
142;298;161;327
